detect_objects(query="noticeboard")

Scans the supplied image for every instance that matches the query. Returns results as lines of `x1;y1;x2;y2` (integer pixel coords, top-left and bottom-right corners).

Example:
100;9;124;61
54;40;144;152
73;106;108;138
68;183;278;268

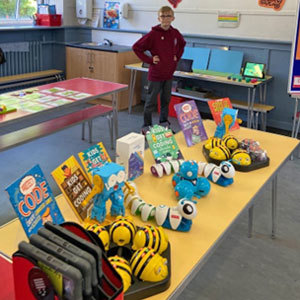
288;0;300;95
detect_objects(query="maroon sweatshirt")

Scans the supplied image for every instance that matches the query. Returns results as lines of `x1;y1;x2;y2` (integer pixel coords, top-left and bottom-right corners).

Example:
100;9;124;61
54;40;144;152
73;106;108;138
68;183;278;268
132;25;186;81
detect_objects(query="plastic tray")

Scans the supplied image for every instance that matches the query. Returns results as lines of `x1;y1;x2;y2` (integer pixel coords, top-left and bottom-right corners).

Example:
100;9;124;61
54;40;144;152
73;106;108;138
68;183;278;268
202;146;270;172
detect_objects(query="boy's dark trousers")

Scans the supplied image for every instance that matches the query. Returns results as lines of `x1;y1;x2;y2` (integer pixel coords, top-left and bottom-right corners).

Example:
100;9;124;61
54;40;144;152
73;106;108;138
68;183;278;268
143;79;172;126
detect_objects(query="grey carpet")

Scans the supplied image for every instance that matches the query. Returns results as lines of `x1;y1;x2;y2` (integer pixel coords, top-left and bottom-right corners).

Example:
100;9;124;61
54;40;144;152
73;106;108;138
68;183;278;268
0;104;299;299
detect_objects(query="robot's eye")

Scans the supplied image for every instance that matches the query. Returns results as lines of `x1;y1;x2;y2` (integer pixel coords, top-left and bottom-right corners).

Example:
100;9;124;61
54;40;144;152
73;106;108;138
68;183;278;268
187;171;193;177
155;266;162;274
108;174;117;188
178;200;197;219
220;162;235;178
117;170;126;183
221;165;229;173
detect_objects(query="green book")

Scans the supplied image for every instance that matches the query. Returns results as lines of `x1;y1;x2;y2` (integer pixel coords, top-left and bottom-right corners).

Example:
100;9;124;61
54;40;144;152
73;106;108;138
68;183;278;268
146;125;184;163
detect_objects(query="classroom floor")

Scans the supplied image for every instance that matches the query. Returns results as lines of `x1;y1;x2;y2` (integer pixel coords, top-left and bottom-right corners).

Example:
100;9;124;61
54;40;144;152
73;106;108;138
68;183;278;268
1;104;299;299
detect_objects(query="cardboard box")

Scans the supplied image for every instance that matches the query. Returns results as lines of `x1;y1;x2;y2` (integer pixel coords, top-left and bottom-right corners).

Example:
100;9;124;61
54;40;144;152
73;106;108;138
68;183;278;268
116;133;145;180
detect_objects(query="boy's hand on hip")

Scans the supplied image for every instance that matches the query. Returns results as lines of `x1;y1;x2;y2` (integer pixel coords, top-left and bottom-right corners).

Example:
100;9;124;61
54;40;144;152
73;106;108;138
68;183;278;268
174;55;177;61
153;55;160;64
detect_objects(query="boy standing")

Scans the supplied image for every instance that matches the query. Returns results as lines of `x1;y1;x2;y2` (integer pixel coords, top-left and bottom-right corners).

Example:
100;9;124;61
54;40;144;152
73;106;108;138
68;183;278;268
132;6;186;128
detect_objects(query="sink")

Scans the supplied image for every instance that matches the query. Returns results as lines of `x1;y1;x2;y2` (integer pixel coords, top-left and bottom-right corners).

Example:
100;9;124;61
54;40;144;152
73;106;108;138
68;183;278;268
79;42;102;46
70;42;132;53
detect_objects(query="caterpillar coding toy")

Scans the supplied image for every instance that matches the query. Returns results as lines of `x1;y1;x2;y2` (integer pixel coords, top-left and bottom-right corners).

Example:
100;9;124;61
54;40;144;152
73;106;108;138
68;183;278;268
198;161;235;187
123;182;197;232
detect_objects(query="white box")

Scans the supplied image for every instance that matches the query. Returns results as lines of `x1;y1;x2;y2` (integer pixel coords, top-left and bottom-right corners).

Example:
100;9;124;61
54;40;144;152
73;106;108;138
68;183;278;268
116;132;145;181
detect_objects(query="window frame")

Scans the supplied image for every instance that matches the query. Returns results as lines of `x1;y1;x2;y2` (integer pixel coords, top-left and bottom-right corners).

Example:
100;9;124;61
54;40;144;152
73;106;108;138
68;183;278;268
0;0;36;26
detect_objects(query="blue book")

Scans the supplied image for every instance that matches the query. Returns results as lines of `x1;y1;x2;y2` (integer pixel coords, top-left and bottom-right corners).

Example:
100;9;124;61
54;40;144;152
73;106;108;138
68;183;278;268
5;164;64;238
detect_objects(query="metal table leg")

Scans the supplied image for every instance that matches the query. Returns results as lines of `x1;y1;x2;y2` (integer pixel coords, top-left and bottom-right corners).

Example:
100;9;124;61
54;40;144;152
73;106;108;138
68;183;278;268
106;113;114;149
248;87;256;128
128;69;137;114
82;122;85;140
247;88;251;127
291;98;299;138
259;83;268;131
112;92;118;146
88;120;92;143
272;175;278;239
262;83;268;131
248;205;254;238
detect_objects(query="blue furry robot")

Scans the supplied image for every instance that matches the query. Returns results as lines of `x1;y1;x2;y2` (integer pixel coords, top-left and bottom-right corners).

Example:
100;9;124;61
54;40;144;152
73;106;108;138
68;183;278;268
85;162;126;223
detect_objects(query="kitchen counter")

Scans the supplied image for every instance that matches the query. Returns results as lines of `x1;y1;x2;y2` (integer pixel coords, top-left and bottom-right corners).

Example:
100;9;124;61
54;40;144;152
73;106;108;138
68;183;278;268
65;42;132;53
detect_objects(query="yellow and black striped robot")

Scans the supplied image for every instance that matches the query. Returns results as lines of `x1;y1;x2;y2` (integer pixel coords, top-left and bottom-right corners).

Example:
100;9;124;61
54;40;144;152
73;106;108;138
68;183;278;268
132;225;168;254
109;216;137;246
130;247;168;282
108;255;132;292
86;223;110;251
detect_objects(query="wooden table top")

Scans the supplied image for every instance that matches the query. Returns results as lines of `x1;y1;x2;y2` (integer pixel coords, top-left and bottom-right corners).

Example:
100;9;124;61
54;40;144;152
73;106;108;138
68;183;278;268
0;120;298;299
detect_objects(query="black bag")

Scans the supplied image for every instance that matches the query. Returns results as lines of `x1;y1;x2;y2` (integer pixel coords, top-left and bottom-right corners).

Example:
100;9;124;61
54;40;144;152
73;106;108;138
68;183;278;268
0;48;6;65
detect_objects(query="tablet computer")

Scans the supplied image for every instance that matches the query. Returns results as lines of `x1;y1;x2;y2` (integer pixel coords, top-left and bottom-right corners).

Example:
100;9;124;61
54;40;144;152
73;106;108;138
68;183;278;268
18;241;83;300
30;234;93;299
242;62;266;79
38;227;98;288
44;222;102;280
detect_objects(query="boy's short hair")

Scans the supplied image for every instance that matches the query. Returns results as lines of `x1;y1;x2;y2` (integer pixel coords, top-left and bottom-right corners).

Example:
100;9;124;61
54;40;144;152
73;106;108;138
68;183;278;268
158;6;174;16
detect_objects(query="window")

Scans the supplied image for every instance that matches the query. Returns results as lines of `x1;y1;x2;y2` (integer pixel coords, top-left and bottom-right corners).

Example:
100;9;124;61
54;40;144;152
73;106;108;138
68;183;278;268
0;0;36;25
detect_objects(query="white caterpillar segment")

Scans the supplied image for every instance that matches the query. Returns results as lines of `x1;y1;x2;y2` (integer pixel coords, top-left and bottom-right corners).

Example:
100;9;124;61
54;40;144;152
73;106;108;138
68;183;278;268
168;207;183;230
131;198;146;215
141;203;156;221
155;205;169;226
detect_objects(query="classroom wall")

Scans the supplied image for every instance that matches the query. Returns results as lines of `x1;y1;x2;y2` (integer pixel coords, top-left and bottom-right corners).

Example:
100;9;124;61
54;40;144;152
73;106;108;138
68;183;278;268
91;0;298;42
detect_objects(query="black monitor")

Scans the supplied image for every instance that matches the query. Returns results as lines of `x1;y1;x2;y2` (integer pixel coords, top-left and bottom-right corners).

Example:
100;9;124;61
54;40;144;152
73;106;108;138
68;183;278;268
176;59;193;72
142;58;193;73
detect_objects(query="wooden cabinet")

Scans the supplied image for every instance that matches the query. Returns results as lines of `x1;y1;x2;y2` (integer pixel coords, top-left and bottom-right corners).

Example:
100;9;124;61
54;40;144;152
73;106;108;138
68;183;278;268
66;46;141;110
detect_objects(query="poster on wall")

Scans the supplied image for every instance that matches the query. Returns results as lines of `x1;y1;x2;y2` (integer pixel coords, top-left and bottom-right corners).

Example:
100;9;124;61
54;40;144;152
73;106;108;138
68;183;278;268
103;1;120;29
217;11;239;28
258;0;286;11
288;0;300;94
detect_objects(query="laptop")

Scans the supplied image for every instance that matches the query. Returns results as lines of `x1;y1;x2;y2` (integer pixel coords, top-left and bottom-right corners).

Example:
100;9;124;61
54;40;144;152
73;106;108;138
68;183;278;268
142;58;193;72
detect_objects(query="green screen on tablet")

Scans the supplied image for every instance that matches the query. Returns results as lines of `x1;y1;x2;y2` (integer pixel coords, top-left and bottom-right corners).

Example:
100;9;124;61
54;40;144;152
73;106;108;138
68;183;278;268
243;62;265;79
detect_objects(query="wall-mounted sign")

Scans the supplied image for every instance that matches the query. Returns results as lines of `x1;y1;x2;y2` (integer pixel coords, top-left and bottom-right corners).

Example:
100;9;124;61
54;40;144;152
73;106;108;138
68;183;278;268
258;0;286;11
218;12;239;28
168;0;182;9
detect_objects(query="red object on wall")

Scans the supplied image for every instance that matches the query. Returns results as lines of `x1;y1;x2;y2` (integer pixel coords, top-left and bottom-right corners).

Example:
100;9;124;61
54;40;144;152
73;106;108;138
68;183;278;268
157;95;186;118
168;0;182;8
36;14;62;26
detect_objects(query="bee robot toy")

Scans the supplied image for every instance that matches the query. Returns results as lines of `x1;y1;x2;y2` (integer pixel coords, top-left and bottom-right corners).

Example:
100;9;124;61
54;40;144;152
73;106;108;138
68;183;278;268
130;247;168;282
82;162;127;223
123;182;197;232
172;160;211;201
132;225;168;254
198;161;235;187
